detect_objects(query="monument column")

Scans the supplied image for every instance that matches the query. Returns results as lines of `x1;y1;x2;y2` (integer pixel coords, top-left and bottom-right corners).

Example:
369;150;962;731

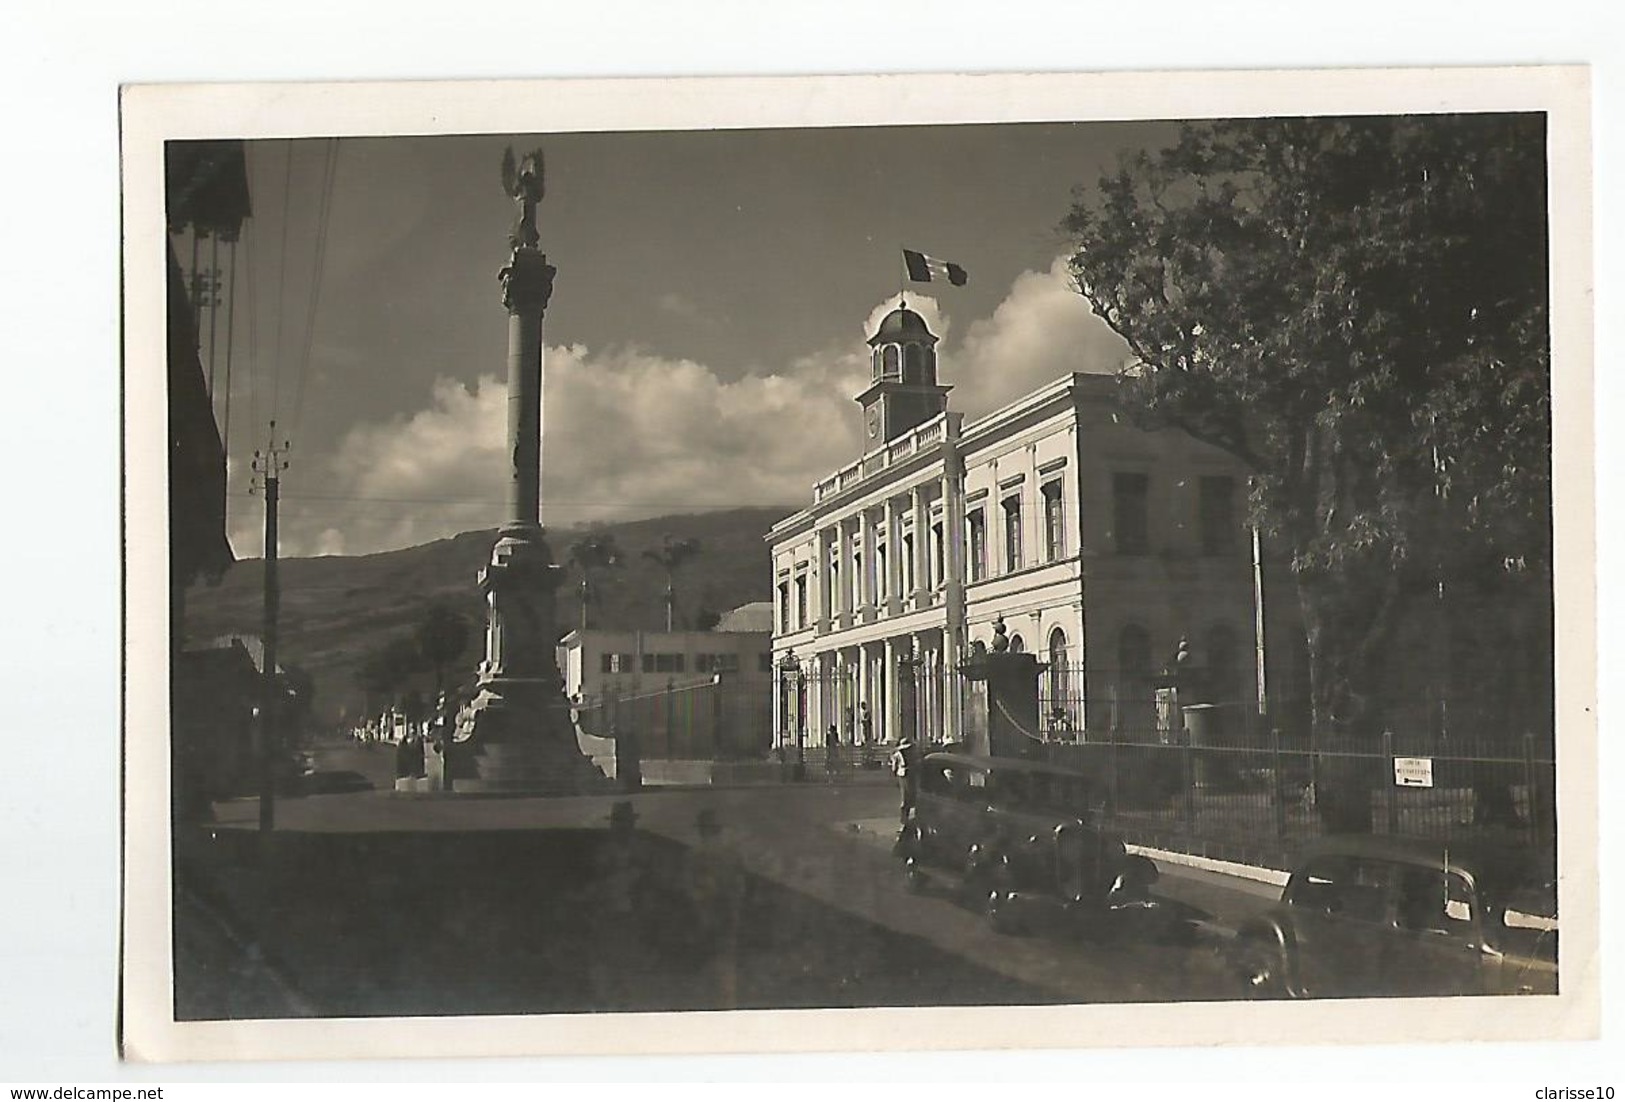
446;147;608;795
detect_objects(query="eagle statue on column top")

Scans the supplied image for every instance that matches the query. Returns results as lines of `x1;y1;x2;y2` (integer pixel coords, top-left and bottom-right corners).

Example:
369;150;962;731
501;145;546;250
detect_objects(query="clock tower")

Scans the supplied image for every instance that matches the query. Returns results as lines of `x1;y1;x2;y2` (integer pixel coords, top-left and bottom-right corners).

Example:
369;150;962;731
856;301;951;445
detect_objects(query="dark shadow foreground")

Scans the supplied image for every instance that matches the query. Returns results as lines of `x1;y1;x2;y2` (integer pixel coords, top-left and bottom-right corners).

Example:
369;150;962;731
173;826;1057;1020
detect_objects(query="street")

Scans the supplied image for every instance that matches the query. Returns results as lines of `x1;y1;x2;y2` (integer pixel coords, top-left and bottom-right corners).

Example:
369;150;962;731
175;742;1272;1019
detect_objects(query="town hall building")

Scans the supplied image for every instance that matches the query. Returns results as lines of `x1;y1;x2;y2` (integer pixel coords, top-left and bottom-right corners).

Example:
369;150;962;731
767;301;1300;755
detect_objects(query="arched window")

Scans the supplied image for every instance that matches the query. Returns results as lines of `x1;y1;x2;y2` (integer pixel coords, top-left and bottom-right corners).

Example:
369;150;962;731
1047;628;1071;738
872;349;883;380
904;343;924;382
1008;633;1025;654
882;345;900;377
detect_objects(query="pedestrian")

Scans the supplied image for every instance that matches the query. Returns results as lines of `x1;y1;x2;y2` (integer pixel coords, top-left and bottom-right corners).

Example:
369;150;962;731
891;734;921;826
824;724;842;779
858;701;873;746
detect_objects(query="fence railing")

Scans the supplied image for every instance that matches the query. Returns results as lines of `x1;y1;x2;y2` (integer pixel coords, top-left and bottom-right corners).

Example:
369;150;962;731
1037;725;1555;869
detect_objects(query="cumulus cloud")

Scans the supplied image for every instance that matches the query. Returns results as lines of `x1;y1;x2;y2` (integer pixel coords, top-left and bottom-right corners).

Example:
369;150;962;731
951;256;1132;419
262;259;1130;557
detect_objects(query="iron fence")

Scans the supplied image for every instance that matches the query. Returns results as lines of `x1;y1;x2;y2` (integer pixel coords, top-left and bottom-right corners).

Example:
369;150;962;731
581;678;774;762
1035;720;1555;869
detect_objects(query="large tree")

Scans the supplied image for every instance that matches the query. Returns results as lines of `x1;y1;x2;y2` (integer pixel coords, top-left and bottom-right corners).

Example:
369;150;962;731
1064;114;1551;829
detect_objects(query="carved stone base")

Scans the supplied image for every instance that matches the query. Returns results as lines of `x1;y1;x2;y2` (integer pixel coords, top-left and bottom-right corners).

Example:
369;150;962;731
450;677;611;795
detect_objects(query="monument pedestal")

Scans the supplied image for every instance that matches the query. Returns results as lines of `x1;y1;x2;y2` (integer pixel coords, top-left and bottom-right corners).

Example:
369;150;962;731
449;529;610;794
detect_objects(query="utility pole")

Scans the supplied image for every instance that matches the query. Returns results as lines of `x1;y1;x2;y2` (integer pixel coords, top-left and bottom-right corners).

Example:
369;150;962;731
252;422;290;834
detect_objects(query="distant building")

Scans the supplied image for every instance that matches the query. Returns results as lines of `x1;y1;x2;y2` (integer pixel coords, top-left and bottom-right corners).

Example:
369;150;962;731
767;303;1302;752
557;606;774;762
713;601;773;634
557;608;774;705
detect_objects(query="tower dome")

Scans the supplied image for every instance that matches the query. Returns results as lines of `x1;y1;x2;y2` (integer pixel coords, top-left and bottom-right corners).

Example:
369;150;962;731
867;305;938;348
856;299;951;446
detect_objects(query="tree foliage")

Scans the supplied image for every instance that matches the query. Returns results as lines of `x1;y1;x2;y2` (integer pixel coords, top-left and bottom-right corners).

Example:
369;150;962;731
414;604;470;691
1064;114;1552;822
567;531;623;632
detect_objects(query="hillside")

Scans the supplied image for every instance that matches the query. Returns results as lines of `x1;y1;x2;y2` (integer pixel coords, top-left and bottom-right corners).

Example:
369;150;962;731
181;506;792;726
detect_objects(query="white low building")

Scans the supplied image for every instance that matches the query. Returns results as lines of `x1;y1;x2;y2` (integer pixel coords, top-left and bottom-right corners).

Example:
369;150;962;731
557;606;774;705
767;302;1299;752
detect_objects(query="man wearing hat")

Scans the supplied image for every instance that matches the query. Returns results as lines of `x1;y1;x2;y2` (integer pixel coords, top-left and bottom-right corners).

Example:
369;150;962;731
891;734;921;826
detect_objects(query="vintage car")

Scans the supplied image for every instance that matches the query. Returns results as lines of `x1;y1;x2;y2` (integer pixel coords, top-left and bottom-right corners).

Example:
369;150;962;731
895;751;1159;935
1232;834;1558;998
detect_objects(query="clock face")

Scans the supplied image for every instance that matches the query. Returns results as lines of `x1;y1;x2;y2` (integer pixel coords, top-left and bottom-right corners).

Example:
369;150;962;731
866;407;882;440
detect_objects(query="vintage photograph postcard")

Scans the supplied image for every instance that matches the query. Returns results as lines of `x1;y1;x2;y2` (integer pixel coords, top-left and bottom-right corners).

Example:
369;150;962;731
120;66;1596;1063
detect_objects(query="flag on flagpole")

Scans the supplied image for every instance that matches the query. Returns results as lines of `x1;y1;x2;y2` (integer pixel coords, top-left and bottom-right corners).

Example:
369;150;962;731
902;249;968;286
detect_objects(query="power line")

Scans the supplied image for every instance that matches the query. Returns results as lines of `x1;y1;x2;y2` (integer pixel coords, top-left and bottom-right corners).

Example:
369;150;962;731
242;222;263;495
225;489;801;510
271;139;294;424
289;138;339;443
222;236;239;461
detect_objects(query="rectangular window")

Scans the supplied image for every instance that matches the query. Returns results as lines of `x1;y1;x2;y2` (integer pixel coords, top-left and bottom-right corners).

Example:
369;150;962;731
1002;494;1023;573
795;575;809;628
1199;475;1237;556
902;531;915;593
1042;480;1065;562
931;522;945;587
696;654;714;673
967;509;987;582
852;547;863;609
778;581;791;633
600;653;615;674
716;653;740;673
875;543;887;601
1113;472;1149;555
653;653;686;674
642;653;656;674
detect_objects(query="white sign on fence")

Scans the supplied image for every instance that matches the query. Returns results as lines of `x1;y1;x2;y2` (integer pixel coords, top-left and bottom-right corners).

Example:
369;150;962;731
1393;756;1435;788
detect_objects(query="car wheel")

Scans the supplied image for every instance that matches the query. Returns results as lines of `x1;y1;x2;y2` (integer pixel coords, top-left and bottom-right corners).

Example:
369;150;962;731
1237;939;1292;999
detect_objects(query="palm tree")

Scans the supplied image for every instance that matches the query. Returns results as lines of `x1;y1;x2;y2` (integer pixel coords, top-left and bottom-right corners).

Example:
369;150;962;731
566;532;622;632
643;534;702;632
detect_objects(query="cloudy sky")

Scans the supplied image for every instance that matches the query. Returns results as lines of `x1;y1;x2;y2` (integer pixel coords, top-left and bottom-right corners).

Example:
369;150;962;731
184;121;1175;558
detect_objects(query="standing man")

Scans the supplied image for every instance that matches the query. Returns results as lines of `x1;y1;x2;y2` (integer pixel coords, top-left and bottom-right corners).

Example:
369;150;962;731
891;734;921;826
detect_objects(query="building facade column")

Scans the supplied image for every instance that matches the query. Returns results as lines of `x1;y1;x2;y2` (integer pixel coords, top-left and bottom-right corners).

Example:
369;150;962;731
940;413;966;743
911;485;929;606
883;637;900;744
